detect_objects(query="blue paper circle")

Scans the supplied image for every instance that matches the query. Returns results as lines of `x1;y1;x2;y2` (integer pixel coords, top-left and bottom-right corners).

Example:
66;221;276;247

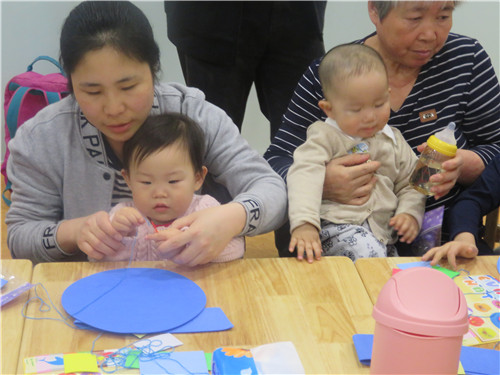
61;268;206;334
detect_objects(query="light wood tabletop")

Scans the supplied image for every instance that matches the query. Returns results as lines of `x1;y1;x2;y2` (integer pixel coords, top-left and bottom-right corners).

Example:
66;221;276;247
1;259;33;375
355;255;500;305
17;257;375;374
355;255;500;350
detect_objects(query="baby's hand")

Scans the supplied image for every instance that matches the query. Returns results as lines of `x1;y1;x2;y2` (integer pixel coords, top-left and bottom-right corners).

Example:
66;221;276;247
389;213;419;243
289;223;322;263
111;207;145;237
422;232;478;270
147;227;185;259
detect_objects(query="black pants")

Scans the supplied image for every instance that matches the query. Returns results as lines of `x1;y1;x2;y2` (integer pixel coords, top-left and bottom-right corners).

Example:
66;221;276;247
176;25;324;140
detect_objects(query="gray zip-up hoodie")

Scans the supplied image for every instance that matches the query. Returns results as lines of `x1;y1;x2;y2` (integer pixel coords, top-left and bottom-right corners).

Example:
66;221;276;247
6;82;287;263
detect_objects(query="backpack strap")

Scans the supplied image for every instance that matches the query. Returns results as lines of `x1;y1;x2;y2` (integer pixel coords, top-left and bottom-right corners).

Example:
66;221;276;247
2;180;12;206
5;86;62;138
27;55;65;76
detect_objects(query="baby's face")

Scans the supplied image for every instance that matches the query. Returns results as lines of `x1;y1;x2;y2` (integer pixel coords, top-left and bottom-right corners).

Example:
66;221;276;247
328;70;390;138
124;142;204;225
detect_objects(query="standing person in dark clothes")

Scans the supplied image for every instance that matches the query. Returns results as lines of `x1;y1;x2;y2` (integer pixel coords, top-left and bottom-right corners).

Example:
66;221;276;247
164;1;326;140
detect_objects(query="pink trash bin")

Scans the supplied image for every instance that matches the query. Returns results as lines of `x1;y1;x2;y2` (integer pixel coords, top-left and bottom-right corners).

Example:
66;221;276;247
370;267;468;374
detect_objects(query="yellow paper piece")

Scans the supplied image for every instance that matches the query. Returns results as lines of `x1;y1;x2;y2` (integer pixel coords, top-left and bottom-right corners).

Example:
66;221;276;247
63;352;99;373
457;361;465;374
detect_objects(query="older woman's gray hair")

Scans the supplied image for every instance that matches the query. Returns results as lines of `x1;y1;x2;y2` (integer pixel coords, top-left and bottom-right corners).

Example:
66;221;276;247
371;1;459;21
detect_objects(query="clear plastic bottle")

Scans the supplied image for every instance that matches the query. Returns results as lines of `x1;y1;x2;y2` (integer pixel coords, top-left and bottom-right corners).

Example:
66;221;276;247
409;122;457;196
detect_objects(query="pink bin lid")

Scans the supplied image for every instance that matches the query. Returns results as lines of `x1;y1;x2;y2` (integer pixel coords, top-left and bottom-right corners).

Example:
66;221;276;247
372;267;468;337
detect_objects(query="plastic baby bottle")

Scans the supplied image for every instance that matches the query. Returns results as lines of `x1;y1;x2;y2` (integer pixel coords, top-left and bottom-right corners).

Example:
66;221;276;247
410;122;457;196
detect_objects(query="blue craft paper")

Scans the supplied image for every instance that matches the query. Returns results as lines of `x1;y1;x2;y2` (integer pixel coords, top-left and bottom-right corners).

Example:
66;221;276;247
460;346;500;375
396;261;459;278
397;261;431;270
61;268;206;334
169;307;233;333
0;277;7;288
73;307;233;334
353;334;500;375
352;334;373;366
139;351;209;375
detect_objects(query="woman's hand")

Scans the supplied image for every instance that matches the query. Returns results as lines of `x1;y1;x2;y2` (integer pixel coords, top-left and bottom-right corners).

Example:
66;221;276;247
147;203;246;266
323;153;380;205
417;143;463;200
58;211;125;260
417;146;484;200
421;232;478;270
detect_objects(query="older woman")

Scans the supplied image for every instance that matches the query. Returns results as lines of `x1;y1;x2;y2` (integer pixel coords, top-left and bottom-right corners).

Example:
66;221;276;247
265;0;500;256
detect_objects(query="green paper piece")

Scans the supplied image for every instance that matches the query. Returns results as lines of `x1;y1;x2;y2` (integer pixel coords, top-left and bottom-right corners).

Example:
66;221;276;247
432;265;460;278
125;350;141;369
23;357;37;373
205;352;212;371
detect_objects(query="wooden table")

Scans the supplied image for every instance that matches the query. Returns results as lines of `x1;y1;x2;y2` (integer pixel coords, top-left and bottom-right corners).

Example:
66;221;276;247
355;255;500;350
18;257;375;374
355;256;500;305
1;259;33;375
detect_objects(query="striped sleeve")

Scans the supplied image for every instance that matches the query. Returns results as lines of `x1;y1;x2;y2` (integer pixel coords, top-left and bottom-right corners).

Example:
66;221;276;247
263;60;326;181
460;38;500;164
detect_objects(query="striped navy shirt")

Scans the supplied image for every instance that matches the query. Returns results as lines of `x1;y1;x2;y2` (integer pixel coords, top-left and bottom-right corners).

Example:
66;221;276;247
264;33;500;227
102;138;133;206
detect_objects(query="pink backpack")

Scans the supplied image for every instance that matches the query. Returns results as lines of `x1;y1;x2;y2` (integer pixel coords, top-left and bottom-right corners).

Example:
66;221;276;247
2;56;69;205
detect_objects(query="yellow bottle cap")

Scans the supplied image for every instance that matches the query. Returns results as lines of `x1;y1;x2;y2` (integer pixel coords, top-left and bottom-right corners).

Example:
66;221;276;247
427;135;457;157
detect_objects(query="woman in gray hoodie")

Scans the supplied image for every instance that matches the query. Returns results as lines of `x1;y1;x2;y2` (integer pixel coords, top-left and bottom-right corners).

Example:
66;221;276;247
6;1;287;265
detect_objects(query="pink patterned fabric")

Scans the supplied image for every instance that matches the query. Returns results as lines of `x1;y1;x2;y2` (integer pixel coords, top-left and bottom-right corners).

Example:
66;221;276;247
105;194;245;262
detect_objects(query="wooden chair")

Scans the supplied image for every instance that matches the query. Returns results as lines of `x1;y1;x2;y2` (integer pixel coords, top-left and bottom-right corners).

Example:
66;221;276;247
245;232;277;258
484;207;500;250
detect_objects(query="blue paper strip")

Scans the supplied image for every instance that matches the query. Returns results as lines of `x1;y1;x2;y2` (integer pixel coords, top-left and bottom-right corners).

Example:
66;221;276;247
397;261;431;269
74;307;232;334
460;345;500;375
169;307;233;333
352;334;372;366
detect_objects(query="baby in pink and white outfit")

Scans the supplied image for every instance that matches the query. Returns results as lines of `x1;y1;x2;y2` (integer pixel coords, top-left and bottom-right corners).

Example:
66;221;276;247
108;195;244;262
98;113;245;263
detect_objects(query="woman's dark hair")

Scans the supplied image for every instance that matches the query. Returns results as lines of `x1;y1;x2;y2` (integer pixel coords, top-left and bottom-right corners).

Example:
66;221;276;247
122;113;206;174
60;1;160;92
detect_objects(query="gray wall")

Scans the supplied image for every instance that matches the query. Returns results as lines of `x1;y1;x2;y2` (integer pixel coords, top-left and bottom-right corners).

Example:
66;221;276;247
2;1;499;156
